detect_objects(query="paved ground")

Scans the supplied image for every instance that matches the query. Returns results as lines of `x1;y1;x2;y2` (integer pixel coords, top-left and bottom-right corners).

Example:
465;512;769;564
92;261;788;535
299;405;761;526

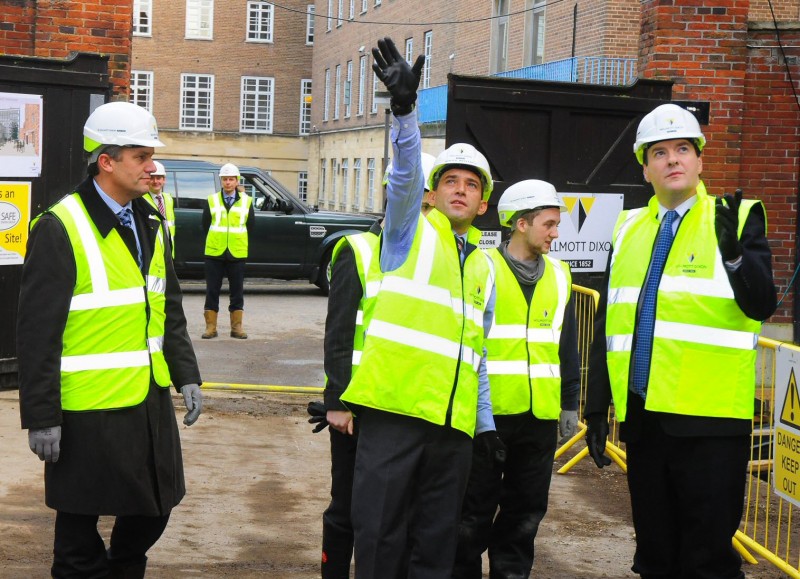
0;280;789;578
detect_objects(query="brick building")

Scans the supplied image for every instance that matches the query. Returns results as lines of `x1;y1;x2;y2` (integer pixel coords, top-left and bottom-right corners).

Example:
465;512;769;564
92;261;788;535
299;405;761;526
131;0;314;195
308;0;641;214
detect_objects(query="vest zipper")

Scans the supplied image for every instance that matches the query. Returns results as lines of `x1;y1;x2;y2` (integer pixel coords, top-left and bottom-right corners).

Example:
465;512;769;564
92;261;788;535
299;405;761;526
446;240;466;428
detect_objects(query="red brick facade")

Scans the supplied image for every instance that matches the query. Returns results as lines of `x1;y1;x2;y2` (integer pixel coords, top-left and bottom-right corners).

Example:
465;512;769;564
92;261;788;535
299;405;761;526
639;0;800;324
0;0;133;97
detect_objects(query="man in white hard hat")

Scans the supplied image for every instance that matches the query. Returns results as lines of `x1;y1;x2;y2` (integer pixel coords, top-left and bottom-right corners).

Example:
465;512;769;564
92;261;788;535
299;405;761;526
17;101;202;578
144;160;176;256
453;179;580;579
341;37;502;579
201;162;255;339
584;103;776;578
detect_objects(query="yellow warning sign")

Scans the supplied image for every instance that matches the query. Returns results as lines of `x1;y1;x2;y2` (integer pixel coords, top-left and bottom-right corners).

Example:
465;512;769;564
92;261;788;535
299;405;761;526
780;368;800;429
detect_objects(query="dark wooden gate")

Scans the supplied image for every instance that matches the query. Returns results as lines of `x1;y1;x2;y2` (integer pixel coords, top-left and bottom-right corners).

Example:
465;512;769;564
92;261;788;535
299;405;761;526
0;53;110;387
445;73;674;288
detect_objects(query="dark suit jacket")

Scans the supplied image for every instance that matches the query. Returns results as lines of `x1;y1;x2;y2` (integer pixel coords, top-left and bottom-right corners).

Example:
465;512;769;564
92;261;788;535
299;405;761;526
584;199;776;440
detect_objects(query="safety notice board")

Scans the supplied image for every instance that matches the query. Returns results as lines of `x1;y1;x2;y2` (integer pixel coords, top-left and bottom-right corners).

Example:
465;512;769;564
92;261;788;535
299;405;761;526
773;344;800;507
0;181;31;265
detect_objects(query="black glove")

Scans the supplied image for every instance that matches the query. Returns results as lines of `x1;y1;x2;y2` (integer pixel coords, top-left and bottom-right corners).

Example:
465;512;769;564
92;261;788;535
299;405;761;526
307;400;328;433
585;413;611;468
715;188;743;262
474;430;507;466
371;37;425;116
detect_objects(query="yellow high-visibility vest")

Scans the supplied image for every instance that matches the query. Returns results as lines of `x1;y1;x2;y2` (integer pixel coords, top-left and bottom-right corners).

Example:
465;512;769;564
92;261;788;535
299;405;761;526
342;209;494;437
144;192;176;256
606;182;763;421
485;249;571;419
48;194;170;411
205;192;252;258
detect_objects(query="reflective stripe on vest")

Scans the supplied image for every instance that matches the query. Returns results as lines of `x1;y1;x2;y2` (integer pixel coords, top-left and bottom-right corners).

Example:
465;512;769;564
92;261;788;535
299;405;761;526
485;249;571;418
606;183;762;421
341;209;493;436
204;192;252;258
50;194;171;411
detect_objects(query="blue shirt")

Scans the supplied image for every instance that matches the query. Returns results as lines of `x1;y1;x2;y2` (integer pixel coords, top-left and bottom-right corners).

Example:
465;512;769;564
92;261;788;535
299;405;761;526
94;180;142;266
381;110;496;434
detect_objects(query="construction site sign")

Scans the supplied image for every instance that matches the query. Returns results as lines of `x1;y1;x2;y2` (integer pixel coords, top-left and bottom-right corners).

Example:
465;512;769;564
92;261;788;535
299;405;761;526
774;345;800;507
0;181;31;265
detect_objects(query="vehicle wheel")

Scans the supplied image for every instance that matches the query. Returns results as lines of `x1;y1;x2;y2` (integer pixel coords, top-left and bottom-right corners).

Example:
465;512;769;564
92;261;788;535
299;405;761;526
315;249;332;296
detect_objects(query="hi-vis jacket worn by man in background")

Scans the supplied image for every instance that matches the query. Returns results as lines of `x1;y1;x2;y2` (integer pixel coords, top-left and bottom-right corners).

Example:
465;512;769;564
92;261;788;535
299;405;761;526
17;101;203;579
584;103;776;579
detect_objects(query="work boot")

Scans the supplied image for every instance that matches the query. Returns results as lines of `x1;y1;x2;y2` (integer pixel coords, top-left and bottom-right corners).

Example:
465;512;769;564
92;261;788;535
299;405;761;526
107;553;147;579
202;310;218;339
230;310;248;339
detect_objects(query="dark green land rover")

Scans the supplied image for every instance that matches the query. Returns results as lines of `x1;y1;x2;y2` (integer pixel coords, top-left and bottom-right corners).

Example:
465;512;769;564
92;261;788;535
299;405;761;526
160;159;379;294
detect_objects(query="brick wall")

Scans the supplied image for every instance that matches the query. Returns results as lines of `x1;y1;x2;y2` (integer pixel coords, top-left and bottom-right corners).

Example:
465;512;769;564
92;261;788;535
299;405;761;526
0;0;132;97
639;0;800;326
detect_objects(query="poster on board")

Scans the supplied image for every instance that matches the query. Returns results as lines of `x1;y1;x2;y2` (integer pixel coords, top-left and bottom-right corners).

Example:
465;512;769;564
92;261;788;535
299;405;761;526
0;92;43;178
0;181;31;265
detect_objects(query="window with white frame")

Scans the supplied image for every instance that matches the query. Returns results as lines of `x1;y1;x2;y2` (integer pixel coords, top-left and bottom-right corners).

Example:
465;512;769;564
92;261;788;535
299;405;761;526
340;159;349;210
246;1;273;43
361;0;367;13
186;0;213;39
180;73;214;130
306;5;315;44
297;171;308;203
352;158;362;210
336;0;343;26
422;30;432;89
300;79;312;135
524;0;546;66
130;70;153;112
371;71;379;113
357;55;366;116
240;76;273;133
330;158;338;210
405;37;413;64
374;0;381;6
366;158;376;211
492;0;509;73
319;160;327;204
334;64;341;120
326;0;333;31
349;0;355;20
323;69;330;121
344;61;352;118
133;0;152;36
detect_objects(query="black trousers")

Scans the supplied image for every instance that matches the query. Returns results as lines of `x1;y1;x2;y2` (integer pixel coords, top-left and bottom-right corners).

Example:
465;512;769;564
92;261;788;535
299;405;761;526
351;409;472;579
453;414;558;579
204;258;245;312
626;411;749;579
52;511;170;579
321;426;358;579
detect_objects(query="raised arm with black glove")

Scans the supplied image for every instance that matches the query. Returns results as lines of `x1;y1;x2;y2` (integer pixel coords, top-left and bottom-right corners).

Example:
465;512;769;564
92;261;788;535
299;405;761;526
715;189;743;263
371;37;425;117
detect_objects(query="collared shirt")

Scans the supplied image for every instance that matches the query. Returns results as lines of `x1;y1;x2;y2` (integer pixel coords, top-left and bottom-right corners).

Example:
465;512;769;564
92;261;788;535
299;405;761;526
94;180;141;266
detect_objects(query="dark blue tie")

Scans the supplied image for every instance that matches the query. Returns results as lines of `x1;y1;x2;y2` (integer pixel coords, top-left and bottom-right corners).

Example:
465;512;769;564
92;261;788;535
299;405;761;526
454;234;466;265
117;209;141;268
631;209;678;398
225;195;235;209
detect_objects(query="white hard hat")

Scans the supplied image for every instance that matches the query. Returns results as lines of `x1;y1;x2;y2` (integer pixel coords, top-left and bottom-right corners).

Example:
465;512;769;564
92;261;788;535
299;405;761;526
421;152;437;191
220;163;240;177
381;161;393;187
633;103;706;165
428;143;493;201
150;160;166;176
83;102;164;156
498;179;566;228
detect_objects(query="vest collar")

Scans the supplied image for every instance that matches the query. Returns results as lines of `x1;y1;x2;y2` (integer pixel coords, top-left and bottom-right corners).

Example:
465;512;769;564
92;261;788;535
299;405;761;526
426;207;483;246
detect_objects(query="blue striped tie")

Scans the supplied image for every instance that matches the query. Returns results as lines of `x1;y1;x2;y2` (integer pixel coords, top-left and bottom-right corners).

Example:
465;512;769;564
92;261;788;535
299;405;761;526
631;209;678;398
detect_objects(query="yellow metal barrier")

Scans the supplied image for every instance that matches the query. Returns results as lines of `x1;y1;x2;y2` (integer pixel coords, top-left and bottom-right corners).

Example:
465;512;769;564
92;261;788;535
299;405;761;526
202;382;323;395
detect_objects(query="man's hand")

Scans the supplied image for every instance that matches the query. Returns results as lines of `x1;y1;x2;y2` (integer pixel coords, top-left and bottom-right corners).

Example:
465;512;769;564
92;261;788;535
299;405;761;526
181;384;203;426
371;37;425;116
28;426;61;463
715;189;743;262
307;400;329;433
474;430;507;466
558;409;579;444
327;410;354;435
585;413;612;468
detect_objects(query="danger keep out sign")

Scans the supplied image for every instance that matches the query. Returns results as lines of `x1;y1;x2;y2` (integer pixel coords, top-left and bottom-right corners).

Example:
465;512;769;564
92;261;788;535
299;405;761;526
773;345;800;506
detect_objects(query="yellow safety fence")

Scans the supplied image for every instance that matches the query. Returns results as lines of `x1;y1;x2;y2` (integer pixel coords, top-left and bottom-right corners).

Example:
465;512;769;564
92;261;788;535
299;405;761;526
554;287;800;577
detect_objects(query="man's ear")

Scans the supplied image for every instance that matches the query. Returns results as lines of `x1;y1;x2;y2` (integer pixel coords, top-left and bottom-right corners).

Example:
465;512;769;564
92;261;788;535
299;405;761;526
96;152;115;174
476;199;488;216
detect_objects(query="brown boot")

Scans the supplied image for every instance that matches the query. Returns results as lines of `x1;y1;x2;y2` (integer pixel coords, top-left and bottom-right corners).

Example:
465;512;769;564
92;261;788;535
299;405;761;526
202;310;218;339
230;310;248;339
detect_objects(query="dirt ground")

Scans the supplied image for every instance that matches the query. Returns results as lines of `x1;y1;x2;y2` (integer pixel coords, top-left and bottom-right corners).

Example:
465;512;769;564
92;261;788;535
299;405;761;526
0;283;791;578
